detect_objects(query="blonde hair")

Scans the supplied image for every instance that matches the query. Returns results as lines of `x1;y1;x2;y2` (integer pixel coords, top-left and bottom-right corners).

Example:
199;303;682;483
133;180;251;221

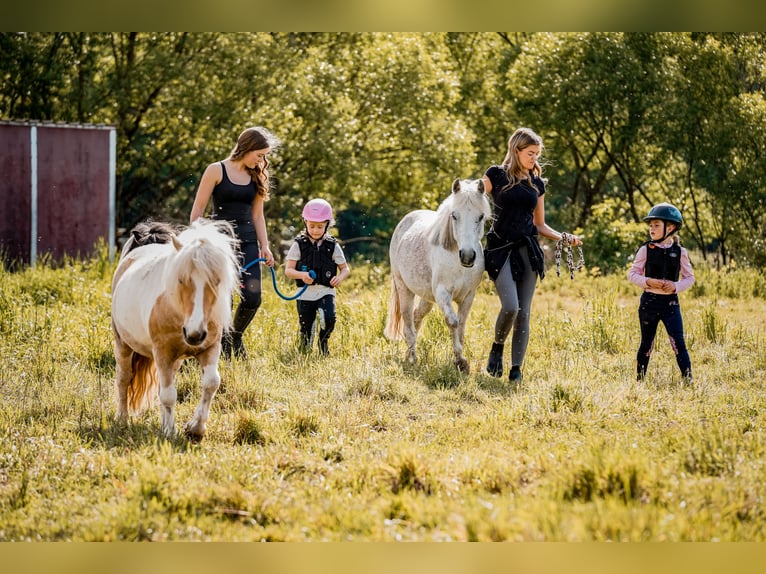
501;127;545;192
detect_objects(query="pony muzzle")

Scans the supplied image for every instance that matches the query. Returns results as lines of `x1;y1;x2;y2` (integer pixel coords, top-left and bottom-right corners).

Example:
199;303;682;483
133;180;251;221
182;326;208;346
459;248;477;267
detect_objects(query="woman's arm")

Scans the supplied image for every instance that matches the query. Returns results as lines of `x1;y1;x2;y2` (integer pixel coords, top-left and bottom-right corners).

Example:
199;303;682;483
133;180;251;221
190;163;221;223
533;194;582;245
251;194;274;266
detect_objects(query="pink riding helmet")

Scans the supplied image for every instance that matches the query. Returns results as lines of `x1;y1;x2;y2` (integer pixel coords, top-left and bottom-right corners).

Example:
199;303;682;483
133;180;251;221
302;198;333;222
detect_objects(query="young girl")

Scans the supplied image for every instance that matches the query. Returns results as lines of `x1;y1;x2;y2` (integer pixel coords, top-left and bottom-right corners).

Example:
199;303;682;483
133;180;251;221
190;126;281;360
628;202;695;382
284;199;351;355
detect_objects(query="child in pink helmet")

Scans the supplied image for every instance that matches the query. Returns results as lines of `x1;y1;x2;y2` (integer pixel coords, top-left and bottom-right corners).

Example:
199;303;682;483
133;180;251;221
284;198;351;354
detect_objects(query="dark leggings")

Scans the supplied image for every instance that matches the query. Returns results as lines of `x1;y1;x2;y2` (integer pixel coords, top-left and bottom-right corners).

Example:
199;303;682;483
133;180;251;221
296;295;336;344
636;292;691;379
492;247;538;367
238;240;263;310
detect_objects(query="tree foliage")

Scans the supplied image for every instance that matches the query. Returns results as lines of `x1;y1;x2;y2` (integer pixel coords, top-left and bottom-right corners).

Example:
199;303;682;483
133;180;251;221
1;32;764;268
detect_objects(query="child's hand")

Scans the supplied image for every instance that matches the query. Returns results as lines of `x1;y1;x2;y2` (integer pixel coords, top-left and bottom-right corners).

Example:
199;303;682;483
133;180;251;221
330;276;342;287
304;271;315;285
661;280;677;294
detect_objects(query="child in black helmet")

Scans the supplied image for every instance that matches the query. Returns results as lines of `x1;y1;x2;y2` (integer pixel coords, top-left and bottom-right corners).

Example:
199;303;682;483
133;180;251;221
628;203;695;382
284;199;351;355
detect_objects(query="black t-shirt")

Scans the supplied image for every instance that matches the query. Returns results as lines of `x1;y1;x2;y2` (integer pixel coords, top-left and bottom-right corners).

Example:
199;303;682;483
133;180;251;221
485;164;545;242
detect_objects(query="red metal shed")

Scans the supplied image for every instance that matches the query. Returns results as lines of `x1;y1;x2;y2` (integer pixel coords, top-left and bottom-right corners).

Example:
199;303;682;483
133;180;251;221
0;120;116;267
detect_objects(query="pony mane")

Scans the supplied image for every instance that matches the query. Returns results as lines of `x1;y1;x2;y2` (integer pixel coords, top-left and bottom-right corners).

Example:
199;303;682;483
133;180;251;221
168;219;241;323
121;221;178;257
429;183;491;251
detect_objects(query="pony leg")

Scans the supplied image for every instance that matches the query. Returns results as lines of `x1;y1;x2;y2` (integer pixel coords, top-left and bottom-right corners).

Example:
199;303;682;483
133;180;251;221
452;293;477;373
434;285;468;372
185;351;221;441
155;358;179;438
113;334;134;422
433;285;459;329
396;282;418;364
413;298;433;334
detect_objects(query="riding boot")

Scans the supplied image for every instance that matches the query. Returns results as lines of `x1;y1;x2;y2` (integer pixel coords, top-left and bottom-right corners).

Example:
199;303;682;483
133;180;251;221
318;334;330;356
229;305;258;360
298;332;310;353
508;365;523;383
486;342;504;377
221;332;234;360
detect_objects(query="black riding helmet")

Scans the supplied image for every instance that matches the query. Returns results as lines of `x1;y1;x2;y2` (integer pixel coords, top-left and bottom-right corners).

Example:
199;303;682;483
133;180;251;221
644;202;683;242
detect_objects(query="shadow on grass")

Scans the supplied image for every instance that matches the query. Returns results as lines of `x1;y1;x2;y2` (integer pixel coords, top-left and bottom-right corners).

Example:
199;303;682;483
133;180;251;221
474;372;523;395
77;418;194;451
399;357;523;396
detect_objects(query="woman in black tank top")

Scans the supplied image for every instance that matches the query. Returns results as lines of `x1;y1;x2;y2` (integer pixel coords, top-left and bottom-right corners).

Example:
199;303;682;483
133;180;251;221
190;126;281;359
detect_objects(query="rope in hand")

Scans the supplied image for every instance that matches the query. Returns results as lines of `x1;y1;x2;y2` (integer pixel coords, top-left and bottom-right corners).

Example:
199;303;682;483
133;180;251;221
554;232;585;279
242;258;316;301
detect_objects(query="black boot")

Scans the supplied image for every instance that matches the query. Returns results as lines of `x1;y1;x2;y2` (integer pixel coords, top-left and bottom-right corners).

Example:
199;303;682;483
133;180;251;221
508;365;522;383
227;305;258;360
486;342;504;377
318;335;330;356
298;332;310;353
221;331;234;360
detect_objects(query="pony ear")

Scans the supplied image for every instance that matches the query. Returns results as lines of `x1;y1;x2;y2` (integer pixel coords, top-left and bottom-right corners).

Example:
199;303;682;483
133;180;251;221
452;178;461;194
172;236;183;251
477;178;485;193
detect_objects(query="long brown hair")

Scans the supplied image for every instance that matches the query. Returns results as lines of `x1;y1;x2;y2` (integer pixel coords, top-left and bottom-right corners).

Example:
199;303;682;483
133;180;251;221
500;127;545;192
229;126;281;199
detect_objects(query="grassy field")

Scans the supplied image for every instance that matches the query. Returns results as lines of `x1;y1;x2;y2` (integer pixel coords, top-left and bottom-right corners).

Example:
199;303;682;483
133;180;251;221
1;247;765;542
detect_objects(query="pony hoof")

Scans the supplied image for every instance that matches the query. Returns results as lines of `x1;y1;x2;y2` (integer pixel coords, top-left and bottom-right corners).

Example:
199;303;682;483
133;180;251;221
184;428;205;443
455;358;470;373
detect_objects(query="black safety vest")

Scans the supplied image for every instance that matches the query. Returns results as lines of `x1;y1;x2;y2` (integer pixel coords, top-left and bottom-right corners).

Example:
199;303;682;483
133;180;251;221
644;242;681;282
295;235;338;287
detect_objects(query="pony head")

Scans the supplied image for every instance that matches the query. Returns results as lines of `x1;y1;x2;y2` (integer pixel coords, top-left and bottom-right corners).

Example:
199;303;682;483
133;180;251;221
430;178;490;267
167;219;240;346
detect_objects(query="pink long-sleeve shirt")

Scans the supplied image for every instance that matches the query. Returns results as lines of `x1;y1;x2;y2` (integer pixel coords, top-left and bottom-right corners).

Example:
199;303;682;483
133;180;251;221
628;242;695;294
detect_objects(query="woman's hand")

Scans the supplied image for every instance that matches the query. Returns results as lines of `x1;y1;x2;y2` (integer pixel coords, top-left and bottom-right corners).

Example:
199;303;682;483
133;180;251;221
260;246;275;267
561;232;583;246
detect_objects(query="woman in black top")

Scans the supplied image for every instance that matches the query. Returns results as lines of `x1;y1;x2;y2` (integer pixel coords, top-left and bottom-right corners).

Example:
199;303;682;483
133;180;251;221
190;126;281;359
481;127;582;383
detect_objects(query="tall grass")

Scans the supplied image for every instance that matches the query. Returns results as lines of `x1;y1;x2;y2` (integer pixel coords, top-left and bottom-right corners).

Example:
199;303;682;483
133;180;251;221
0;252;765;541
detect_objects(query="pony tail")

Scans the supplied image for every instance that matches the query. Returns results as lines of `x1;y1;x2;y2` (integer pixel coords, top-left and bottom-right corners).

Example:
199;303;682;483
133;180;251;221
126;354;158;414
384;280;403;340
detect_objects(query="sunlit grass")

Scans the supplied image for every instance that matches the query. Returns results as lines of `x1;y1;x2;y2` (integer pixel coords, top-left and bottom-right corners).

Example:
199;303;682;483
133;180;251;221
0;253;765;541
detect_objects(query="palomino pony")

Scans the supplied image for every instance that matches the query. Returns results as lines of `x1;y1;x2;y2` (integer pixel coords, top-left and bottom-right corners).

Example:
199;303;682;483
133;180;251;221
384;178;490;372
111;218;240;440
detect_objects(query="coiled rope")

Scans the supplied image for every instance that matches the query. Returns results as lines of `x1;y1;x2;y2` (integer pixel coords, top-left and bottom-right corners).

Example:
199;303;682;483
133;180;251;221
554;233;585;279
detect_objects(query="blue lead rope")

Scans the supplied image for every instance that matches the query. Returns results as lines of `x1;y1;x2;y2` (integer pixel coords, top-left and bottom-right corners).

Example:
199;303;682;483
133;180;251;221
242;257;316;301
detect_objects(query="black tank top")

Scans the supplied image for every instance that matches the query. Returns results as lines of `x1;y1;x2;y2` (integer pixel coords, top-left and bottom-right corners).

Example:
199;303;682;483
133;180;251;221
211;162;258;242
